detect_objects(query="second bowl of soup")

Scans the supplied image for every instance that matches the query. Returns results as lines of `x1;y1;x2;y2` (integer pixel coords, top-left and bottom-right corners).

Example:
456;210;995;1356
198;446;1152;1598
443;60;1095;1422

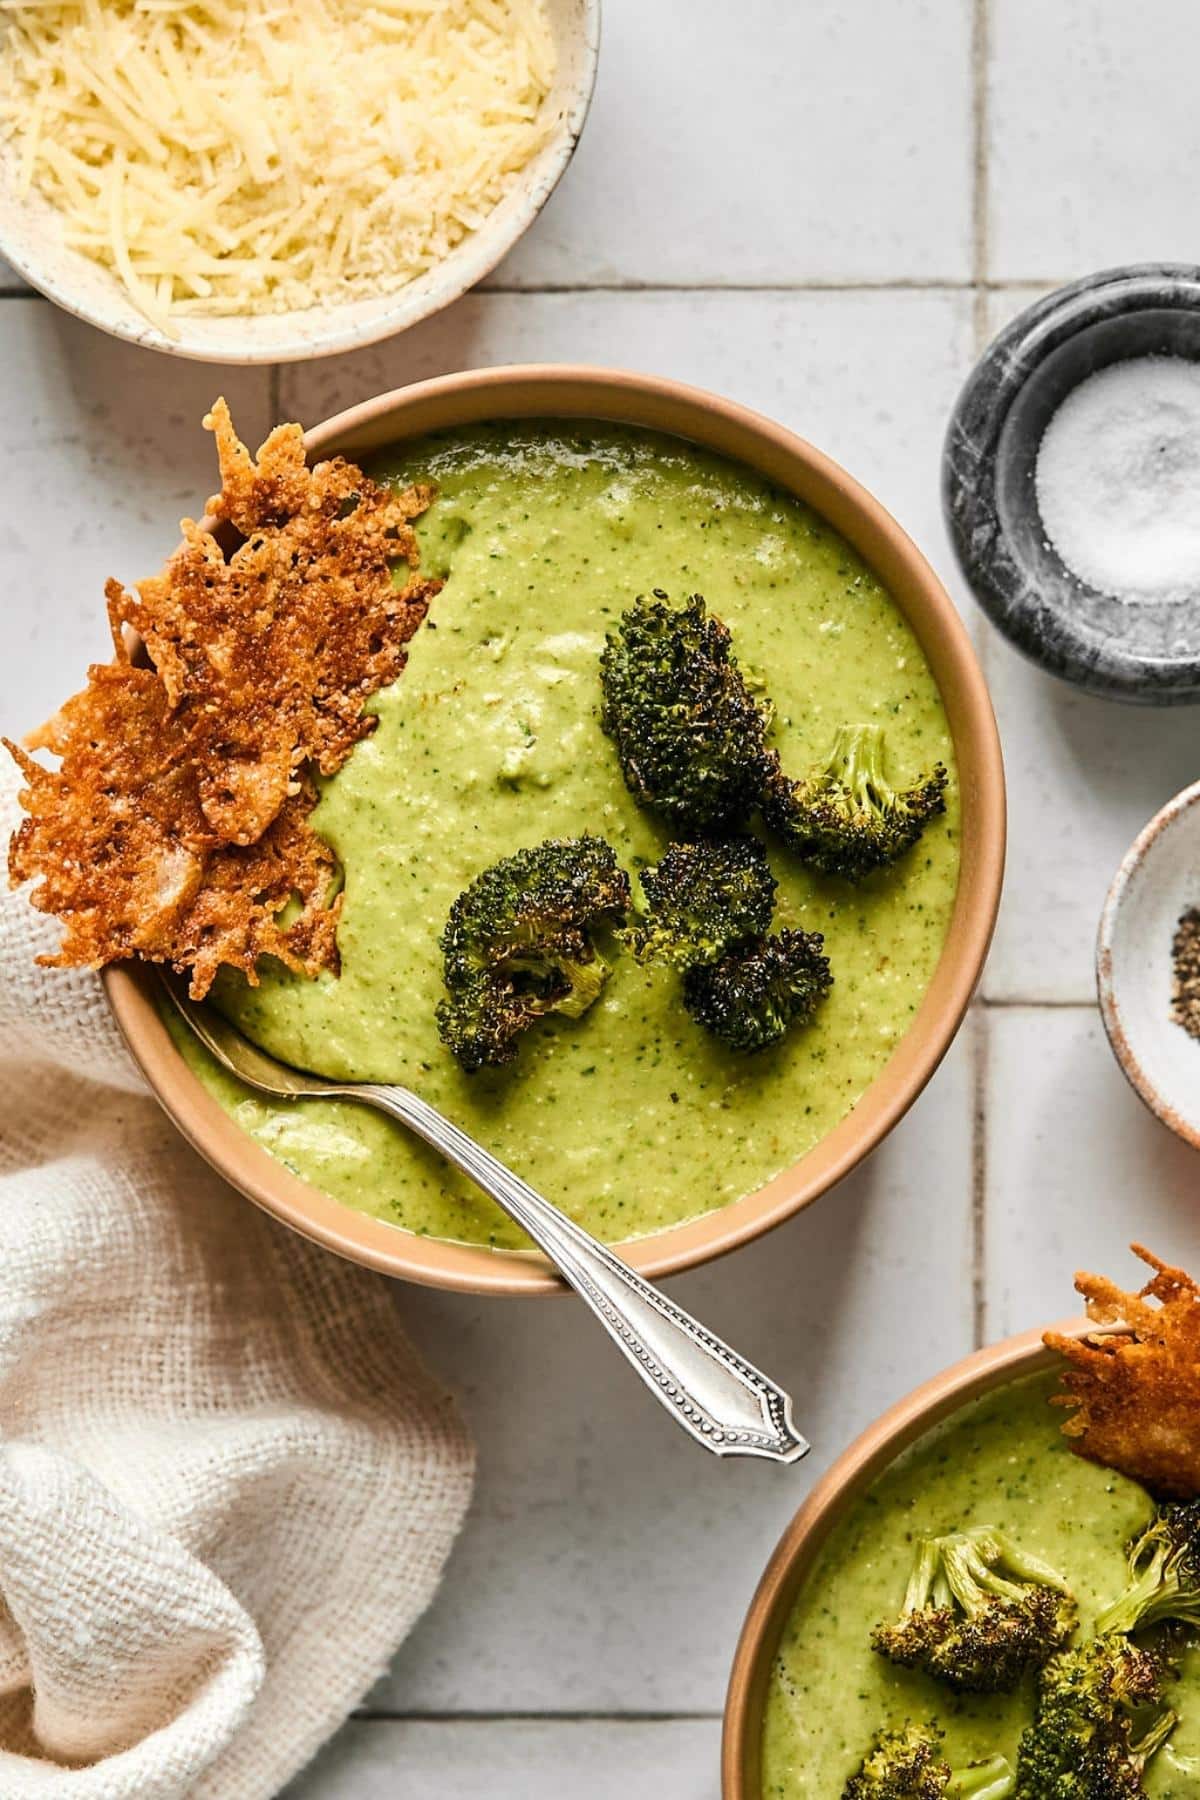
724;1328;1200;1798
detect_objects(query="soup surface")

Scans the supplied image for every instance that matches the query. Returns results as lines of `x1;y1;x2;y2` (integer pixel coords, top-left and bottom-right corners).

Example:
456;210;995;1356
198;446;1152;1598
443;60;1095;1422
177;422;960;1248
762;1371;1200;1797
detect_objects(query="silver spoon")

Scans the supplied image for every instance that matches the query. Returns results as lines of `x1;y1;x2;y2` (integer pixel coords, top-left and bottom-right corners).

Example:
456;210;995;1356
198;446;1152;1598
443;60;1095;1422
160;973;808;1464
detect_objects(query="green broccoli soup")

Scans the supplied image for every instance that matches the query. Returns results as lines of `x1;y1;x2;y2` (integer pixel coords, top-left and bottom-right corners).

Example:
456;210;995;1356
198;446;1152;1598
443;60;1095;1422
762;1372;1200;1798
174;421;961;1249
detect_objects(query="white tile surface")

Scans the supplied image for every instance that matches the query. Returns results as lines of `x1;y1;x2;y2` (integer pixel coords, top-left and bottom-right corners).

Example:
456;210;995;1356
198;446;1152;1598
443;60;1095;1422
282;286;975;610
483;0;974;288
0;300;269;743
283;1717;720;1800
981;630;1200;1003
983;285;1053;343
988;0;1200;279
983;1007;1200;1341
367;1036;972;1715
3;1;1200;1793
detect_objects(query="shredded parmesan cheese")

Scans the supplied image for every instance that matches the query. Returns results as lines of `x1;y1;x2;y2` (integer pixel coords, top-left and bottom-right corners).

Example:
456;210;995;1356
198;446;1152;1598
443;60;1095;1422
0;0;557;331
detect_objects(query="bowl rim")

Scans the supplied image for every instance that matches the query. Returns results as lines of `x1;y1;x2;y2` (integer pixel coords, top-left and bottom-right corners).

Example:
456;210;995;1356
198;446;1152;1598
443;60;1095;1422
0;0;601;365
1096;775;1200;1149
720;1319;1088;1800
103;362;1006;1295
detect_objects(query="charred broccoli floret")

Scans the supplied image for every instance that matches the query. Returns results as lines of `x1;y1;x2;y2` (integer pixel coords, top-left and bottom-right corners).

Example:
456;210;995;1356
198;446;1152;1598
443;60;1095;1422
599;592;774;830
762;722;948;881
623;837;824;1052
843;1725;950;1800
871;1528;1077;1694
681;927;831;1051
436;835;630;1071
1015;1637;1176;1799
623;837;777;969
1096;1502;1200;1638
843;1727;1014;1800
598;594;948;881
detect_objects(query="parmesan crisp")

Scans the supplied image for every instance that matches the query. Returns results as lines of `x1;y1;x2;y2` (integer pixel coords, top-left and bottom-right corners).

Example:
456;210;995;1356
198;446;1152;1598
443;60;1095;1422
1045;1244;1200;1500
5;400;438;997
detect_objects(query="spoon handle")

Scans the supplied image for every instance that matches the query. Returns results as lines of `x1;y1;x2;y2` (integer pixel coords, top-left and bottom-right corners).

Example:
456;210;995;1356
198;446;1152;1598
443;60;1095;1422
354;1082;808;1465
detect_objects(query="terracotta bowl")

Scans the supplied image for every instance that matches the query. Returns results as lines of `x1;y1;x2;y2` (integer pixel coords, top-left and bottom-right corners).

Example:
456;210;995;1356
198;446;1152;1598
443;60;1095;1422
722;1325;1083;1799
104;365;1006;1295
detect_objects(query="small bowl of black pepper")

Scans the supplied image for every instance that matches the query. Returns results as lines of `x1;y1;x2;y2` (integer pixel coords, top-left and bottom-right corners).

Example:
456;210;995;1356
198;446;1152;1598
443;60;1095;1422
1098;779;1200;1147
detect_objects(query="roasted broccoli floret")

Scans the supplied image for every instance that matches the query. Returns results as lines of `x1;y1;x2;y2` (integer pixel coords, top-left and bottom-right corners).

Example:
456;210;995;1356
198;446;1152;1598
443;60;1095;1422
762;722;948;881
843;1725;953;1800
599;592;774;830
871;1528;1077;1694
623;837;777;969
598;594;948;882
1096;1502;1200;1638
681;927;831;1051
436;835;630;1071
1015;1637;1176;1799
843;1727;1014;1800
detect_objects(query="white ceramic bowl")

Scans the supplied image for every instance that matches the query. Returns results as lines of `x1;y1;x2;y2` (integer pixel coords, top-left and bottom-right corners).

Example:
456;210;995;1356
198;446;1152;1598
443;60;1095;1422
0;0;599;364
1097;778;1200;1148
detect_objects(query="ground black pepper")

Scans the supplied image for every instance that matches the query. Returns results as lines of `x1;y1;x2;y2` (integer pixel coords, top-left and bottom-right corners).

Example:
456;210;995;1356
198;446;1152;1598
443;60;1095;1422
1170;906;1200;1040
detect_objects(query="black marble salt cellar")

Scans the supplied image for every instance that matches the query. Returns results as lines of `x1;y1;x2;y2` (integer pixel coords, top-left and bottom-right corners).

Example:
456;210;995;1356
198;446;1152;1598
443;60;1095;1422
942;263;1200;705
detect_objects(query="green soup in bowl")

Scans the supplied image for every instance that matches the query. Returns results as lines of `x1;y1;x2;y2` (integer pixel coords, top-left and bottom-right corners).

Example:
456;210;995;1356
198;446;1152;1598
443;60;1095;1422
170;418;960;1251
725;1333;1200;1800
106;366;1003;1294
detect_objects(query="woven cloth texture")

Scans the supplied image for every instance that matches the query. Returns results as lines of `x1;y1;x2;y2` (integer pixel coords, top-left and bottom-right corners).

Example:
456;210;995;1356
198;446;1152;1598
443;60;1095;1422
0;758;475;1797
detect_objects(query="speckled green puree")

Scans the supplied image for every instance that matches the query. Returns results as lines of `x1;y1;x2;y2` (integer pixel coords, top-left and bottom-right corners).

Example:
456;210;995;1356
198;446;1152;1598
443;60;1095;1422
762;1373;1200;1797
180;422;960;1250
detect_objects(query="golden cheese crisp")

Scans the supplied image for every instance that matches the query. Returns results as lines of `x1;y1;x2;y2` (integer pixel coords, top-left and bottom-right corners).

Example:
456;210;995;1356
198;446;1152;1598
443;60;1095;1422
5;401;438;996
107;398;437;844
1045;1243;1200;1500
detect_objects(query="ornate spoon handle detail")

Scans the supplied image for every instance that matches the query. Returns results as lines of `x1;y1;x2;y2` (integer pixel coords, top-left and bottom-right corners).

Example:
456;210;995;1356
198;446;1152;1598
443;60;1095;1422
355;1083;809;1464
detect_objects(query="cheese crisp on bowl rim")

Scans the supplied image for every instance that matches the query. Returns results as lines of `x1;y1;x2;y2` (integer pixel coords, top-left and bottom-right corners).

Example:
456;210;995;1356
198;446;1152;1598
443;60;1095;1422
0;0;557;333
4;401;439;997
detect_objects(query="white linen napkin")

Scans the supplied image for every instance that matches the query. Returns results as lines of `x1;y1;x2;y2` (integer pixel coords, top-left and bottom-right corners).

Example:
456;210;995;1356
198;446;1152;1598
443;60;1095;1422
0;760;475;1798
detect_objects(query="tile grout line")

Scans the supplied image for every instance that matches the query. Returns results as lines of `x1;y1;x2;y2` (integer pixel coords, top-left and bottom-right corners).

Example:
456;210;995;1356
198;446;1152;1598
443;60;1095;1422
350;1711;725;1725
481;278;1018;295
969;1002;989;1350
0;277;1087;304
980;996;1097;1010
968;0;991;1352
970;0;991;345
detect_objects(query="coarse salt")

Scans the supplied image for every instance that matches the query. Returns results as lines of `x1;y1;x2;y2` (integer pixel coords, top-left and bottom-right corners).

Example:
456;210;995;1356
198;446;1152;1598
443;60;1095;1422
1034;354;1200;603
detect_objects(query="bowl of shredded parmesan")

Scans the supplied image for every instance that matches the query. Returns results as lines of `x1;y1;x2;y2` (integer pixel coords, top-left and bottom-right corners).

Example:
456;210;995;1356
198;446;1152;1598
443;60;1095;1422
0;0;597;361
